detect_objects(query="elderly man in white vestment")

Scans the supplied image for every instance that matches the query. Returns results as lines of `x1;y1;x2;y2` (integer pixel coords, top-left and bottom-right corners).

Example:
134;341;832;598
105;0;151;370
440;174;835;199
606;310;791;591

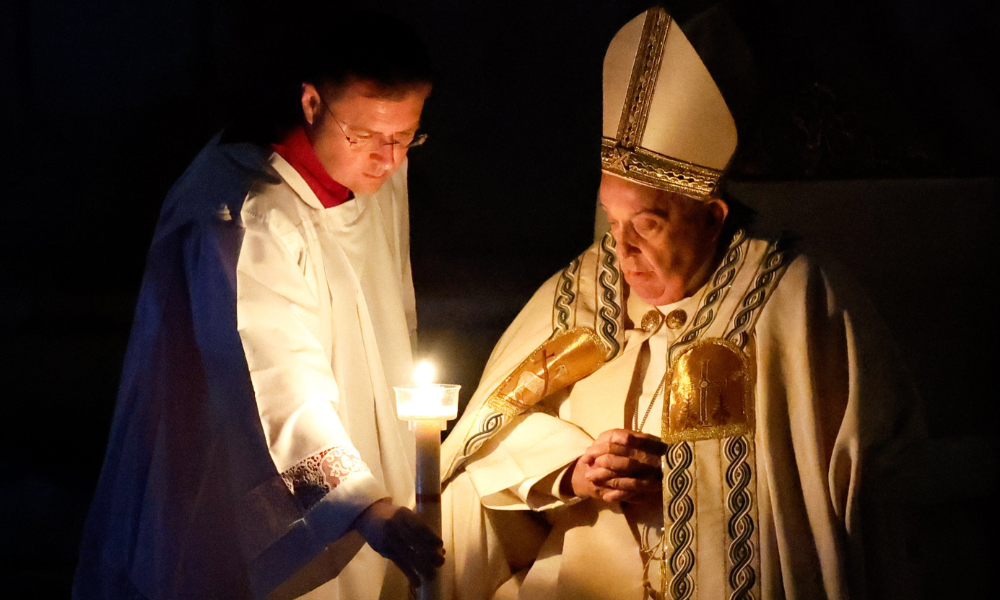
439;6;924;600
74;12;443;600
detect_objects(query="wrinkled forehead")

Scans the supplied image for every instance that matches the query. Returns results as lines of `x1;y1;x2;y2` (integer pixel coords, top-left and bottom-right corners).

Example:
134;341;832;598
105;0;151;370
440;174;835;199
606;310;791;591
599;173;696;214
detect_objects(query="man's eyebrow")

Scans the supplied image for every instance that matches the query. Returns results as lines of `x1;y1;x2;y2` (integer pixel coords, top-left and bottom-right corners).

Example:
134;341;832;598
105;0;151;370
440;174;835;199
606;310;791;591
636;207;669;218
355;123;421;136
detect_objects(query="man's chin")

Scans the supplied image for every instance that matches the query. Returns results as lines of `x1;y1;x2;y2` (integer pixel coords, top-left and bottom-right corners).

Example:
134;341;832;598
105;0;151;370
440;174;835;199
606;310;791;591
352;175;388;195
624;275;674;306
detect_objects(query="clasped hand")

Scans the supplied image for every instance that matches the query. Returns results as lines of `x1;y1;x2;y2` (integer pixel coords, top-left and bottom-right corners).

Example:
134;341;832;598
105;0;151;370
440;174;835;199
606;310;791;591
353;499;444;587
565;429;667;504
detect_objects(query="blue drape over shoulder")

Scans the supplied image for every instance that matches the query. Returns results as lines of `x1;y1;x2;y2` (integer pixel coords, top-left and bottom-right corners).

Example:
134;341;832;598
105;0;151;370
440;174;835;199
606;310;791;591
73;136;311;600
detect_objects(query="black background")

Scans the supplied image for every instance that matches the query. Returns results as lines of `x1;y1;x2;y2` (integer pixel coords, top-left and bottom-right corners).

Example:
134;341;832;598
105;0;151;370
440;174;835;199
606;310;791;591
1;0;998;597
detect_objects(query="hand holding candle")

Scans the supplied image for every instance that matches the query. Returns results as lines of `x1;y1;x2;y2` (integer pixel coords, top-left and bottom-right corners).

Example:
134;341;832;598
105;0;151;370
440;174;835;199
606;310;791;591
394;361;460;600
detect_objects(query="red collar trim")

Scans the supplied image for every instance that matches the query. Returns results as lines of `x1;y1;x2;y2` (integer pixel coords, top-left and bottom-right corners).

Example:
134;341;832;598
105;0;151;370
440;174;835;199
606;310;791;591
271;126;353;208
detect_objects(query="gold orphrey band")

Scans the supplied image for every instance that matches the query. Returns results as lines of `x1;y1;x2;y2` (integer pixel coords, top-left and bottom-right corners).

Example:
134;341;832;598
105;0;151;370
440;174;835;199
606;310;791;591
601;7;722;200
616;8;670;147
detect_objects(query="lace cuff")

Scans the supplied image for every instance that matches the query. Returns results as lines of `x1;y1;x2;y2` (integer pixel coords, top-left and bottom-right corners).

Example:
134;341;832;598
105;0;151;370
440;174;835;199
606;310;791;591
280;446;371;511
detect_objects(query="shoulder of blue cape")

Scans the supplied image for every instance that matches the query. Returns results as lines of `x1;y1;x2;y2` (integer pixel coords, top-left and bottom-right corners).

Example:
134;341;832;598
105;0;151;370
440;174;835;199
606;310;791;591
152;133;276;246
79;137;308;599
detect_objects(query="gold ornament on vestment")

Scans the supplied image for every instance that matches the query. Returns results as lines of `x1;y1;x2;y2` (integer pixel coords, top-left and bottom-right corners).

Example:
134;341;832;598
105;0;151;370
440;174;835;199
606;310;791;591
484;327;609;417
662;338;754;443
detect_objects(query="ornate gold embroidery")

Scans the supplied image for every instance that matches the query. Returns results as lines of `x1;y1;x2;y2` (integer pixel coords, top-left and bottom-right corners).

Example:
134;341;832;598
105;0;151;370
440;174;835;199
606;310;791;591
616;8;671;148
603;6;723;200
662;338;753;444
601;138;722;199
460;327;609;459
488;327;608;414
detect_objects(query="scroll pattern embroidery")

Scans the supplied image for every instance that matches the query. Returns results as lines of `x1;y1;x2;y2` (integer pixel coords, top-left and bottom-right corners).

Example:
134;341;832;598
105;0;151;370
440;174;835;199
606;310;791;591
716;233;794;600
667;229;747;364
553;257;581;333
725;435;756;599
280;446;370;511
462;411;505;459
665;441;695;600
660;229;749;598
597;233;623;359
726;234;796;350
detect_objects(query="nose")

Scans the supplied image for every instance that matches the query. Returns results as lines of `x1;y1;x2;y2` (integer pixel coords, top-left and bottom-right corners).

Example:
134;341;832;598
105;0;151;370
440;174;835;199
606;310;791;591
613;224;641;258
371;143;395;163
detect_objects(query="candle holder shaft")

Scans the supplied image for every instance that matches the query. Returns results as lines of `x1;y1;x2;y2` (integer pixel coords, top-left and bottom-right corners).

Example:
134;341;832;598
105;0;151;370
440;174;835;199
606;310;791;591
414;419;443;600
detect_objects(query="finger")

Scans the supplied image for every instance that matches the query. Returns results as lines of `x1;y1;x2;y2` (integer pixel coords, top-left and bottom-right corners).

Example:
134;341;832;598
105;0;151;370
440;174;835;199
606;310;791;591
401;520;444;548
601;488;628;503
586;462;661;485
389;538;445;581
602;489;657;504
390;521;445;559
392;510;445;546
587;441;632;460
606;429;668;454
587;471;661;493
406;539;446;568
627;433;669;456
592;453;661;473
579;444;605;464
386;551;422;589
584;466;618;484
594;429;619;443
407;547;445;581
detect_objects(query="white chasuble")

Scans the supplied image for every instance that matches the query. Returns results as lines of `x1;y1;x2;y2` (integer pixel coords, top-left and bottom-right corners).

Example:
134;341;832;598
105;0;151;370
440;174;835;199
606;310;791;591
441;230;923;600
237;154;416;600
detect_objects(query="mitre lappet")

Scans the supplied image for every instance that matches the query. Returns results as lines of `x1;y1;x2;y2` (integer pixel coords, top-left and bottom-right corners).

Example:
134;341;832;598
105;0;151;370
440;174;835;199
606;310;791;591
601;5;737;200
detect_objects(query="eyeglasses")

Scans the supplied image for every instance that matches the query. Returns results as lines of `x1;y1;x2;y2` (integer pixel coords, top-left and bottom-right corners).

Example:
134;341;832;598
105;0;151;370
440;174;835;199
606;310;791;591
320;98;428;152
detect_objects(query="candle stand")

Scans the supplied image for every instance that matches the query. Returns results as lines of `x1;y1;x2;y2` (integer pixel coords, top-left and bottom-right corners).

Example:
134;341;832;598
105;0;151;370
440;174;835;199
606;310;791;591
394;379;460;600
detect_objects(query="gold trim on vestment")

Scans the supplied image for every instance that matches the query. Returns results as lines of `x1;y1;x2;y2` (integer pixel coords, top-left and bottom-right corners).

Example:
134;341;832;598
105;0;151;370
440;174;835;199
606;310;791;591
486;327;608;413
459;327;609;460
662;338;754;444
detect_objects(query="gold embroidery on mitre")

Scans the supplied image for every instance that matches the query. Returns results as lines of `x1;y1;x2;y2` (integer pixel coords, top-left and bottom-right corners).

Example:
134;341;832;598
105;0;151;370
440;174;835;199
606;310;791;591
616;8;671;148
601;138;722;199
662;338;753;443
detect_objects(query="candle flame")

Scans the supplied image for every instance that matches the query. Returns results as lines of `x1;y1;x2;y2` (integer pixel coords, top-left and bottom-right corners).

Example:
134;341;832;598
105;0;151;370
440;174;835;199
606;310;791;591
414;361;435;385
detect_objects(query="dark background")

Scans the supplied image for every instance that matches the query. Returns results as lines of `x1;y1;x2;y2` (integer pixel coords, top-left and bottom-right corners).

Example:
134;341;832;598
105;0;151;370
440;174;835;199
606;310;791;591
1;0;998;597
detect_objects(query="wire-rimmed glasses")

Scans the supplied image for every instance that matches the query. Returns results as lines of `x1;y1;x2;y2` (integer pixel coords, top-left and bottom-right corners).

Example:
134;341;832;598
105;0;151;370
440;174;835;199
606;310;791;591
321;98;428;152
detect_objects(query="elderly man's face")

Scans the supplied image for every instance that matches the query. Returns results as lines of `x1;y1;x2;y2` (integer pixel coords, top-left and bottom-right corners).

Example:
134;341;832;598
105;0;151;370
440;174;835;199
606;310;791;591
301;79;429;195
600;174;728;306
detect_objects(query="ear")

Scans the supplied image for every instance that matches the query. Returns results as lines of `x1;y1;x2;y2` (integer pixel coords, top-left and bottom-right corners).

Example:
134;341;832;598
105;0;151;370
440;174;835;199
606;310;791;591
300;83;322;126
705;197;729;231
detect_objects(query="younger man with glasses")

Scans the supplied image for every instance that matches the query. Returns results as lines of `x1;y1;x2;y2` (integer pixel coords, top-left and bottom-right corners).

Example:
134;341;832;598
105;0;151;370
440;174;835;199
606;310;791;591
75;11;441;600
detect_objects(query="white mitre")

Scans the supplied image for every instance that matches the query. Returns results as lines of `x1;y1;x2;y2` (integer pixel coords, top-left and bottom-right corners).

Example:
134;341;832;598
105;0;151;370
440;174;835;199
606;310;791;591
601;6;737;200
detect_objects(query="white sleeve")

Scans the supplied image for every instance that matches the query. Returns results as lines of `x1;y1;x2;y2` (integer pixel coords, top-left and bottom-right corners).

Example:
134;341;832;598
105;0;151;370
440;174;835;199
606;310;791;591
464;412;593;511
236;208;387;529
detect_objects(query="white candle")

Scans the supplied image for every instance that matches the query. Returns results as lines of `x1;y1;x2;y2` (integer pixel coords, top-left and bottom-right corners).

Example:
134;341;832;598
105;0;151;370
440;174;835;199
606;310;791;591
395;362;459;422
394;361;460;600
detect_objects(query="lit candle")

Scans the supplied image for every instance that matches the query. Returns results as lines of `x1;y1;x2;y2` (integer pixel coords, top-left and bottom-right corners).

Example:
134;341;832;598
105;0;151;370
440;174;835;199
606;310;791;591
396;362;458;421
394;361;460;600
